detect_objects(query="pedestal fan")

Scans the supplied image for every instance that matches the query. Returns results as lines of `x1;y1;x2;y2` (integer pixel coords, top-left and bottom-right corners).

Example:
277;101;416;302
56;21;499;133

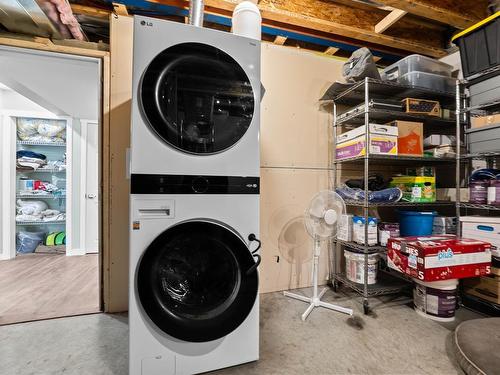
284;190;354;321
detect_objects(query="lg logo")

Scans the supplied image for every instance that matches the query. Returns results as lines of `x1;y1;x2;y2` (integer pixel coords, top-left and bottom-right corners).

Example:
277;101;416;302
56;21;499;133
140;20;153;27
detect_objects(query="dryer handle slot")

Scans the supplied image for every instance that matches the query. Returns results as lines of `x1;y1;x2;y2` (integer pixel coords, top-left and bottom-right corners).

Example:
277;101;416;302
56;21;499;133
246;233;261;275
138;208;171;217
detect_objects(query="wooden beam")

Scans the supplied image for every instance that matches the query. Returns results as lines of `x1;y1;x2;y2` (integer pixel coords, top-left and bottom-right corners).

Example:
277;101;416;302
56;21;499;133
113;3;129;16
273;35;287;45
375;9;407;33
374;0;482;29
70;4;111;19
152;0;447;57
0;32;109;57
373;56;382;62
324;46;339;55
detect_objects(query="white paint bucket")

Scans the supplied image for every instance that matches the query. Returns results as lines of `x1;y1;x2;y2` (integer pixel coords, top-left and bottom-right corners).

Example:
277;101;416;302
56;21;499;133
413;279;458;322
344;250;379;285
232;1;262;40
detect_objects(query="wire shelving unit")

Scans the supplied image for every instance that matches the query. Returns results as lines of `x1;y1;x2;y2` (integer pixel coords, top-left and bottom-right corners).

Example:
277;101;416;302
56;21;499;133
331;78;458;314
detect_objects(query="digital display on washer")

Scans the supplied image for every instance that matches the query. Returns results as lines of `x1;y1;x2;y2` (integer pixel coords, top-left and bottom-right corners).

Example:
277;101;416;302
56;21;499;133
140;42;255;155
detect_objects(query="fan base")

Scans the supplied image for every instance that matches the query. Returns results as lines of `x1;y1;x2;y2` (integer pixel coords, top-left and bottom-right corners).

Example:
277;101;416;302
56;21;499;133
283;288;353;321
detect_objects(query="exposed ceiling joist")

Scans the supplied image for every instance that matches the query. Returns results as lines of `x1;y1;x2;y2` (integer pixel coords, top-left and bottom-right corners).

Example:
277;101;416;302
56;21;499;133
374;8;407;33
113;2;129;16
70;4;111;18
324;46;339;55
273;35;287;45
374;0;483;29
152;0;447;57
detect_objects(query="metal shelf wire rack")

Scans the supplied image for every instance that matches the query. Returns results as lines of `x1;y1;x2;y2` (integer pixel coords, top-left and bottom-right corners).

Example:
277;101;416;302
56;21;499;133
331;77;458;314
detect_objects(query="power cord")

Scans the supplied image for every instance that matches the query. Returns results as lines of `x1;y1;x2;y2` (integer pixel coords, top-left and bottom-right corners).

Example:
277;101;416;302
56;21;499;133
246;233;261;275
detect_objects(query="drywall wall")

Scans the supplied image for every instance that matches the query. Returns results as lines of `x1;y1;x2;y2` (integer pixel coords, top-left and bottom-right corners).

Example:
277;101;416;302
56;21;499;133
260;44;343;293
0;88;53;114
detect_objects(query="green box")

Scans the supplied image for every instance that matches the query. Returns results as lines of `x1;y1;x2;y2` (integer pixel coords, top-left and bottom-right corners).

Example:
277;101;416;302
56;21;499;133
390;176;436;202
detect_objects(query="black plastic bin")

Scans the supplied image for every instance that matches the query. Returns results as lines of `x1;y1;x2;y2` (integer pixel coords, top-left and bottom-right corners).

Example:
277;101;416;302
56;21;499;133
452;12;500;80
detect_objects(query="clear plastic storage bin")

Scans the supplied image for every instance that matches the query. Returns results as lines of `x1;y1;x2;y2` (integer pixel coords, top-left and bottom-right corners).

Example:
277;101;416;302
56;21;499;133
382;54;453;81
399;71;457;94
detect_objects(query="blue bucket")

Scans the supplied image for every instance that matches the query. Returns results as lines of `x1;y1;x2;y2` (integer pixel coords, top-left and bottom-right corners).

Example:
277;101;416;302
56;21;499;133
398;211;437;236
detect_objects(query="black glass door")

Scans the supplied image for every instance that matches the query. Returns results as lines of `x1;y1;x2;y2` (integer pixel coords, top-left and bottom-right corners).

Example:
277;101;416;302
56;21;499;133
137;221;258;342
140;42;255;155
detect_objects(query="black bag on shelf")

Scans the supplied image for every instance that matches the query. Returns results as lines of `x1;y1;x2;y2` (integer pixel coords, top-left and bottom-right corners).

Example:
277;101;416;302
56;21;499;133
342;47;381;83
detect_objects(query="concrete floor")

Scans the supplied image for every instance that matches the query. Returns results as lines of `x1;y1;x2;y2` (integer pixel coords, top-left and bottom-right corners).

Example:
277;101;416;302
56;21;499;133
0;288;481;375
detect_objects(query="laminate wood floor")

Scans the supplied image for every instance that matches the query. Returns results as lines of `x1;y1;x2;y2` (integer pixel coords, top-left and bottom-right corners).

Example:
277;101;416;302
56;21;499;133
0;253;100;325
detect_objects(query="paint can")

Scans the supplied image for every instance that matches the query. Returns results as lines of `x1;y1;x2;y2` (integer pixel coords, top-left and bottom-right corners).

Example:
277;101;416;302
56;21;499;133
413;279;458;322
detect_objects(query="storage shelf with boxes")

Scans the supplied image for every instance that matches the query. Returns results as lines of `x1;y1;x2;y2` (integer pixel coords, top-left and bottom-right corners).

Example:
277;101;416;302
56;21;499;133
329;74;461;315
453;17;500;313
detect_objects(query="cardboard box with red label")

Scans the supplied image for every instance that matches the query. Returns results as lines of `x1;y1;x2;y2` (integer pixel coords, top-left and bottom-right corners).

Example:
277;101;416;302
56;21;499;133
387;235;491;281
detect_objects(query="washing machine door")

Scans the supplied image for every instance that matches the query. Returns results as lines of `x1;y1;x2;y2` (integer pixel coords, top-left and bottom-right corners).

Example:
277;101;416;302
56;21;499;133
140;42;255;155
137;221;258;342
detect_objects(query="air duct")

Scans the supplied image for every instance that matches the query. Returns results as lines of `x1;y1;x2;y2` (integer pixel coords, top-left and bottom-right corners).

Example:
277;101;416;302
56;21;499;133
188;0;204;27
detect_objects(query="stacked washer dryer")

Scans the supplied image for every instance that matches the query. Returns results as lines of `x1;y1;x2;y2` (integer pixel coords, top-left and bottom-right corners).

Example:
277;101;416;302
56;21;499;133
129;15;261;375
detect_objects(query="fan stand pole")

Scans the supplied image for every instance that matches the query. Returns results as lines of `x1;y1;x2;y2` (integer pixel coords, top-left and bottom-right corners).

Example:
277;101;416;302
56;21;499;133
284;239;354;321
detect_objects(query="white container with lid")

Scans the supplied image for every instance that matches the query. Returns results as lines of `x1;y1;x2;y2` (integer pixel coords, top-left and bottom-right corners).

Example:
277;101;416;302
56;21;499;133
381;54;453;81
232;1;262;40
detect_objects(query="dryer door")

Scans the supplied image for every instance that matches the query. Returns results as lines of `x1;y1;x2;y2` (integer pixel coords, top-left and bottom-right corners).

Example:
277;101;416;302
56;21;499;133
137;221;258;342
140;42;255;155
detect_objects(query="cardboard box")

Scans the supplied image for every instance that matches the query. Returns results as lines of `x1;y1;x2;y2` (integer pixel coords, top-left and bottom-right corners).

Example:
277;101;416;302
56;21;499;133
471;114;500;129
424;134;457;148
390;175;435;202
402;98;440;117
336;124;397;160
352;216;378;245
463;273;500;304
337;214;353;242
388;120;423;156
387;235;491;281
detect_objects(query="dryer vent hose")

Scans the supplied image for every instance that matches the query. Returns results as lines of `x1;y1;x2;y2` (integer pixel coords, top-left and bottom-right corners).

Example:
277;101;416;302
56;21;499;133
189;0;204;27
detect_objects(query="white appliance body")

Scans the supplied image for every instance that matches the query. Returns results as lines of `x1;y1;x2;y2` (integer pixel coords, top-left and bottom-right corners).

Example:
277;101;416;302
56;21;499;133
129;194;259;375
131;16;260;177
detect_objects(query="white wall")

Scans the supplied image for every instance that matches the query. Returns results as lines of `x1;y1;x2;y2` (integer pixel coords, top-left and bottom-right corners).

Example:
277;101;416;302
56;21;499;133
0;88;53;115
0;46;100;119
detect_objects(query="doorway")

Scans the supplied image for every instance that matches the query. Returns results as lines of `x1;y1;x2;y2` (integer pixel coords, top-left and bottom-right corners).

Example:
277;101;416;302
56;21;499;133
0;46;101;325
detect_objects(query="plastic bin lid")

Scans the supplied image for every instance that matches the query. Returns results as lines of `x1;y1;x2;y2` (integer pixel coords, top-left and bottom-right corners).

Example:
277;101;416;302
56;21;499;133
452;11;500;42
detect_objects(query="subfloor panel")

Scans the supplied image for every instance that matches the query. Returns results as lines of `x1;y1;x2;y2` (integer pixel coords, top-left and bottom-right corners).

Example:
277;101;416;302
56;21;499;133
0;253;100;325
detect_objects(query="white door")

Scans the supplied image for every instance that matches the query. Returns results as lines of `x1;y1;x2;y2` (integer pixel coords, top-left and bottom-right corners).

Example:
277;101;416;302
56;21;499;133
82;121;99;254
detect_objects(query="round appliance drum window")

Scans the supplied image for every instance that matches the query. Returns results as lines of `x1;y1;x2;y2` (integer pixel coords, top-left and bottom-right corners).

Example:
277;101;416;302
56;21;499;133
140;42;255;154
137;221;258;342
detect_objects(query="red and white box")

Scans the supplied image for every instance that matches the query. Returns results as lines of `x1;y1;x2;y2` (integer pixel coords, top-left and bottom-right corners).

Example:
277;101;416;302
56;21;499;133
387;235;491;281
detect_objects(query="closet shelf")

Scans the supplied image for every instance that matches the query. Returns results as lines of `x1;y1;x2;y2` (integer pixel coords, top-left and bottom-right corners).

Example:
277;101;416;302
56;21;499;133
17;141;66;147
17;168;66;173
16;220;66;226
16;194;66;199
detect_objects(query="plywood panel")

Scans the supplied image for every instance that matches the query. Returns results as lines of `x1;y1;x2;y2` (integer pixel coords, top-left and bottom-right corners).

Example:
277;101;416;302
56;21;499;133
107;14;133;312
261;43;341;169
260;167;331;293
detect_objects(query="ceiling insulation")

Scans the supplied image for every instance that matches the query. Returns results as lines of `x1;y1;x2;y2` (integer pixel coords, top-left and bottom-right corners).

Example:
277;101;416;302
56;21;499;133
0;0;86;39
